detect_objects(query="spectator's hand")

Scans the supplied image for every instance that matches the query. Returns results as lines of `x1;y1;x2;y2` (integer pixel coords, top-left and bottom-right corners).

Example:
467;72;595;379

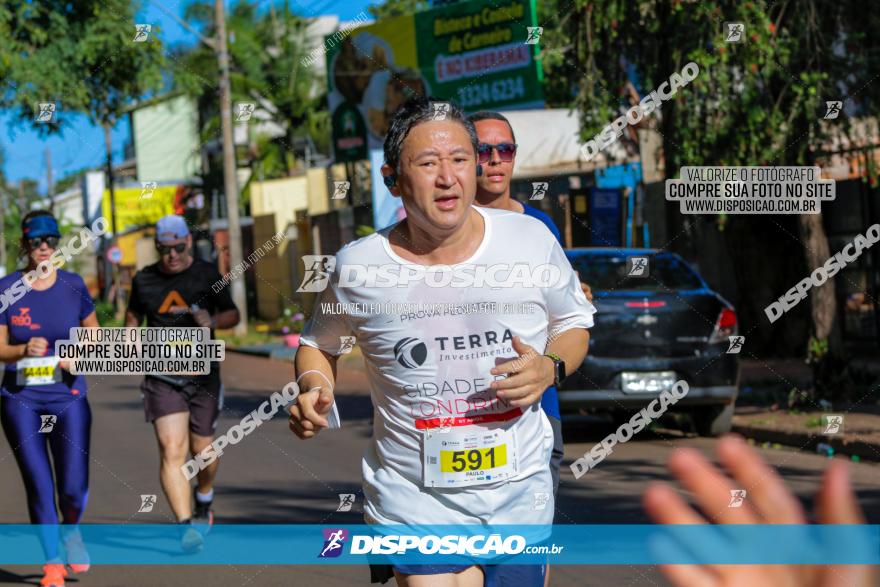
288;387;334;439
58;358;71;371
25;337;49;357
642;434;876;587
192;309;213;329
489;336;554;407
580;281;593;302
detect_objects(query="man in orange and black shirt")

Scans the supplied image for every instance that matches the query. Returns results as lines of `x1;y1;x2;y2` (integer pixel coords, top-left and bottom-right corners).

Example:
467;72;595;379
126;215;239;552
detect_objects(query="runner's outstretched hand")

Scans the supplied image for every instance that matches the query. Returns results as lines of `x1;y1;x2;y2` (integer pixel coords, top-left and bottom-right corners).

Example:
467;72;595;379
489;336;555;408
288;387;334;439
642;434;877;587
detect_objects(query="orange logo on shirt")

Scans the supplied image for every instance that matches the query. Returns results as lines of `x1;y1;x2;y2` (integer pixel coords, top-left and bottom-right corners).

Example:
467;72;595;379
11;307;40;329
158;290;189;314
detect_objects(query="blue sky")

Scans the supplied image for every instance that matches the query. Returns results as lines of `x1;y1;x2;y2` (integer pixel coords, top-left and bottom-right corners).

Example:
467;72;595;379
1;0;373;193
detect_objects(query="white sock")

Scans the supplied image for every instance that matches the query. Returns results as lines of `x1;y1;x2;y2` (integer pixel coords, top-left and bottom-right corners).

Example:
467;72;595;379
196;489;214;503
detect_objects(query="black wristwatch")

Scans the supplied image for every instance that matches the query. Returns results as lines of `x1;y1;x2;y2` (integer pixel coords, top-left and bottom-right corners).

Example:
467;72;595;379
544;353;566;387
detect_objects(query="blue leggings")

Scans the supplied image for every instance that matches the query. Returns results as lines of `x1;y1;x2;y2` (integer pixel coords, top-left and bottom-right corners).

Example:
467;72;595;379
1;392;91;529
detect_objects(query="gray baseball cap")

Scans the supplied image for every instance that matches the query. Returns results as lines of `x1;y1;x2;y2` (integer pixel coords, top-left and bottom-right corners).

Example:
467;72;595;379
155;215;190;243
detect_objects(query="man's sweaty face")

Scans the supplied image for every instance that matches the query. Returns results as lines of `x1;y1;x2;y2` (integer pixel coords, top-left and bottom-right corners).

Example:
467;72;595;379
395;120;477;233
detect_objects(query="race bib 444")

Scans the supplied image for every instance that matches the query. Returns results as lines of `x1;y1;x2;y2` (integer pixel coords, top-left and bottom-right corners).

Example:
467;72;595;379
16;357;60;386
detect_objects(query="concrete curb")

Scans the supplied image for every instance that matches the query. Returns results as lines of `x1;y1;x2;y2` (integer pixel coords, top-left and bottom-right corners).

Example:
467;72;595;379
732;423;880;462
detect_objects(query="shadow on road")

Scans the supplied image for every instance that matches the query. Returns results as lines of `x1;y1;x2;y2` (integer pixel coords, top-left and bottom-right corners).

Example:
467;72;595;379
0;569;35;586
214;482;368;524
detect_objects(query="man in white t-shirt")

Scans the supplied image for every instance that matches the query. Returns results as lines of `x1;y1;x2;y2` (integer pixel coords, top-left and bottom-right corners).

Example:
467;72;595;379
289;96;595;587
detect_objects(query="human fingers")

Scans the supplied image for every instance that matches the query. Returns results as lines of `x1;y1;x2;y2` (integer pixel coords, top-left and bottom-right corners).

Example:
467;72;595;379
642;482;719;587
313;387;335;416
288;416;317;439
817;458;865;524
297;389;329;429
667;447;759;524
815;460;877;587
715;435;806;524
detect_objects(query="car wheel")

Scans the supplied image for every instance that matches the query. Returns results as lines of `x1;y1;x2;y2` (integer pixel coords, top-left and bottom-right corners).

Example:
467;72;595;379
692;402;735;437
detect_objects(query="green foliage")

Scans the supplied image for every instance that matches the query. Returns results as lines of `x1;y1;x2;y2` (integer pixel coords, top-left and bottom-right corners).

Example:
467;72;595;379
807;336;829;364
53;168;90;194
566;0;880;171
804;415;823;428
368;0;428;19
2;178;43;273
535;0;579;107
214;320;275;347
0;0;166;130
564;0;880;398
175;1;328;180
95;300;123;327
0;1;165;281
275;306;306;333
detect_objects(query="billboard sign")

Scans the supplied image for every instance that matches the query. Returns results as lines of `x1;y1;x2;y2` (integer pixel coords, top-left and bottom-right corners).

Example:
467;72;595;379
327;0;543;162
102;185;176;235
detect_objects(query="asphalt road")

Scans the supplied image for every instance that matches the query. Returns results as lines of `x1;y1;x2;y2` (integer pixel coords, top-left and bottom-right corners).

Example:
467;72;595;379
1;352;878;586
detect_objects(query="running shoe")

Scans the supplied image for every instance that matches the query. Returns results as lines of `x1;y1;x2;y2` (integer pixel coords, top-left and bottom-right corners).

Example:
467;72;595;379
193;489;214;532
40;563;68;587
179;519;204;554
62;528;90;573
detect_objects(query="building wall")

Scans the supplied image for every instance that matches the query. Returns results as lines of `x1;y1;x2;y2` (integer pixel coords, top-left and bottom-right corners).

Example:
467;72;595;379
306;168;330;215
52;187;85;229
132;95;200;184
252;213;293;320
250;176;310;236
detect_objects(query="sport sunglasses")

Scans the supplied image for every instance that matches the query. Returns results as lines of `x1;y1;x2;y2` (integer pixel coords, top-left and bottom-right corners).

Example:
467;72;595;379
477;142;518;163
156;242;187;255
27;236;60;249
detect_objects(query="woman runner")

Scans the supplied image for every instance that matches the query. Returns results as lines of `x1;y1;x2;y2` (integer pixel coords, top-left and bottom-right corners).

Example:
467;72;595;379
0;211;100;587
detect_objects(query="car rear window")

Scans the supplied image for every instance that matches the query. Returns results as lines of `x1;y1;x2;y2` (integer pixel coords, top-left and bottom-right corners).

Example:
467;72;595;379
567;254;704;291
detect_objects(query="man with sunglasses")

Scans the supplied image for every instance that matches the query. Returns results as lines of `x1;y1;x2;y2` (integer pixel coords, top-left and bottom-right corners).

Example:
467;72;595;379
125;215;239;552
469;113;592;574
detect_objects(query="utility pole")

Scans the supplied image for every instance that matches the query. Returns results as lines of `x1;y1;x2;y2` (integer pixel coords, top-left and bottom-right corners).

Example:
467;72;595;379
154;0;248;335
216;0;248;335
104;121;123;318
45;148;54;215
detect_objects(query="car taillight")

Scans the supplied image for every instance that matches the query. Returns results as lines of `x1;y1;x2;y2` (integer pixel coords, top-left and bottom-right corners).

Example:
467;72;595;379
709;308;737;344
625;301;667;308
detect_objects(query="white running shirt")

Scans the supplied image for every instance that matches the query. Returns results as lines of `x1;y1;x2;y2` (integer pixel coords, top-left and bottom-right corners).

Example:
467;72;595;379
300;206;596;525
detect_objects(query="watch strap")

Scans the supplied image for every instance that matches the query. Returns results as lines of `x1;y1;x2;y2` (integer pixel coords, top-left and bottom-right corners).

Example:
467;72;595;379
543;352;565;386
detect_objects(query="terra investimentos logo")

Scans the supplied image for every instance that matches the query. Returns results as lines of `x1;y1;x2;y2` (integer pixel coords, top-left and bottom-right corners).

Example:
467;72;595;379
394;337;428;369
